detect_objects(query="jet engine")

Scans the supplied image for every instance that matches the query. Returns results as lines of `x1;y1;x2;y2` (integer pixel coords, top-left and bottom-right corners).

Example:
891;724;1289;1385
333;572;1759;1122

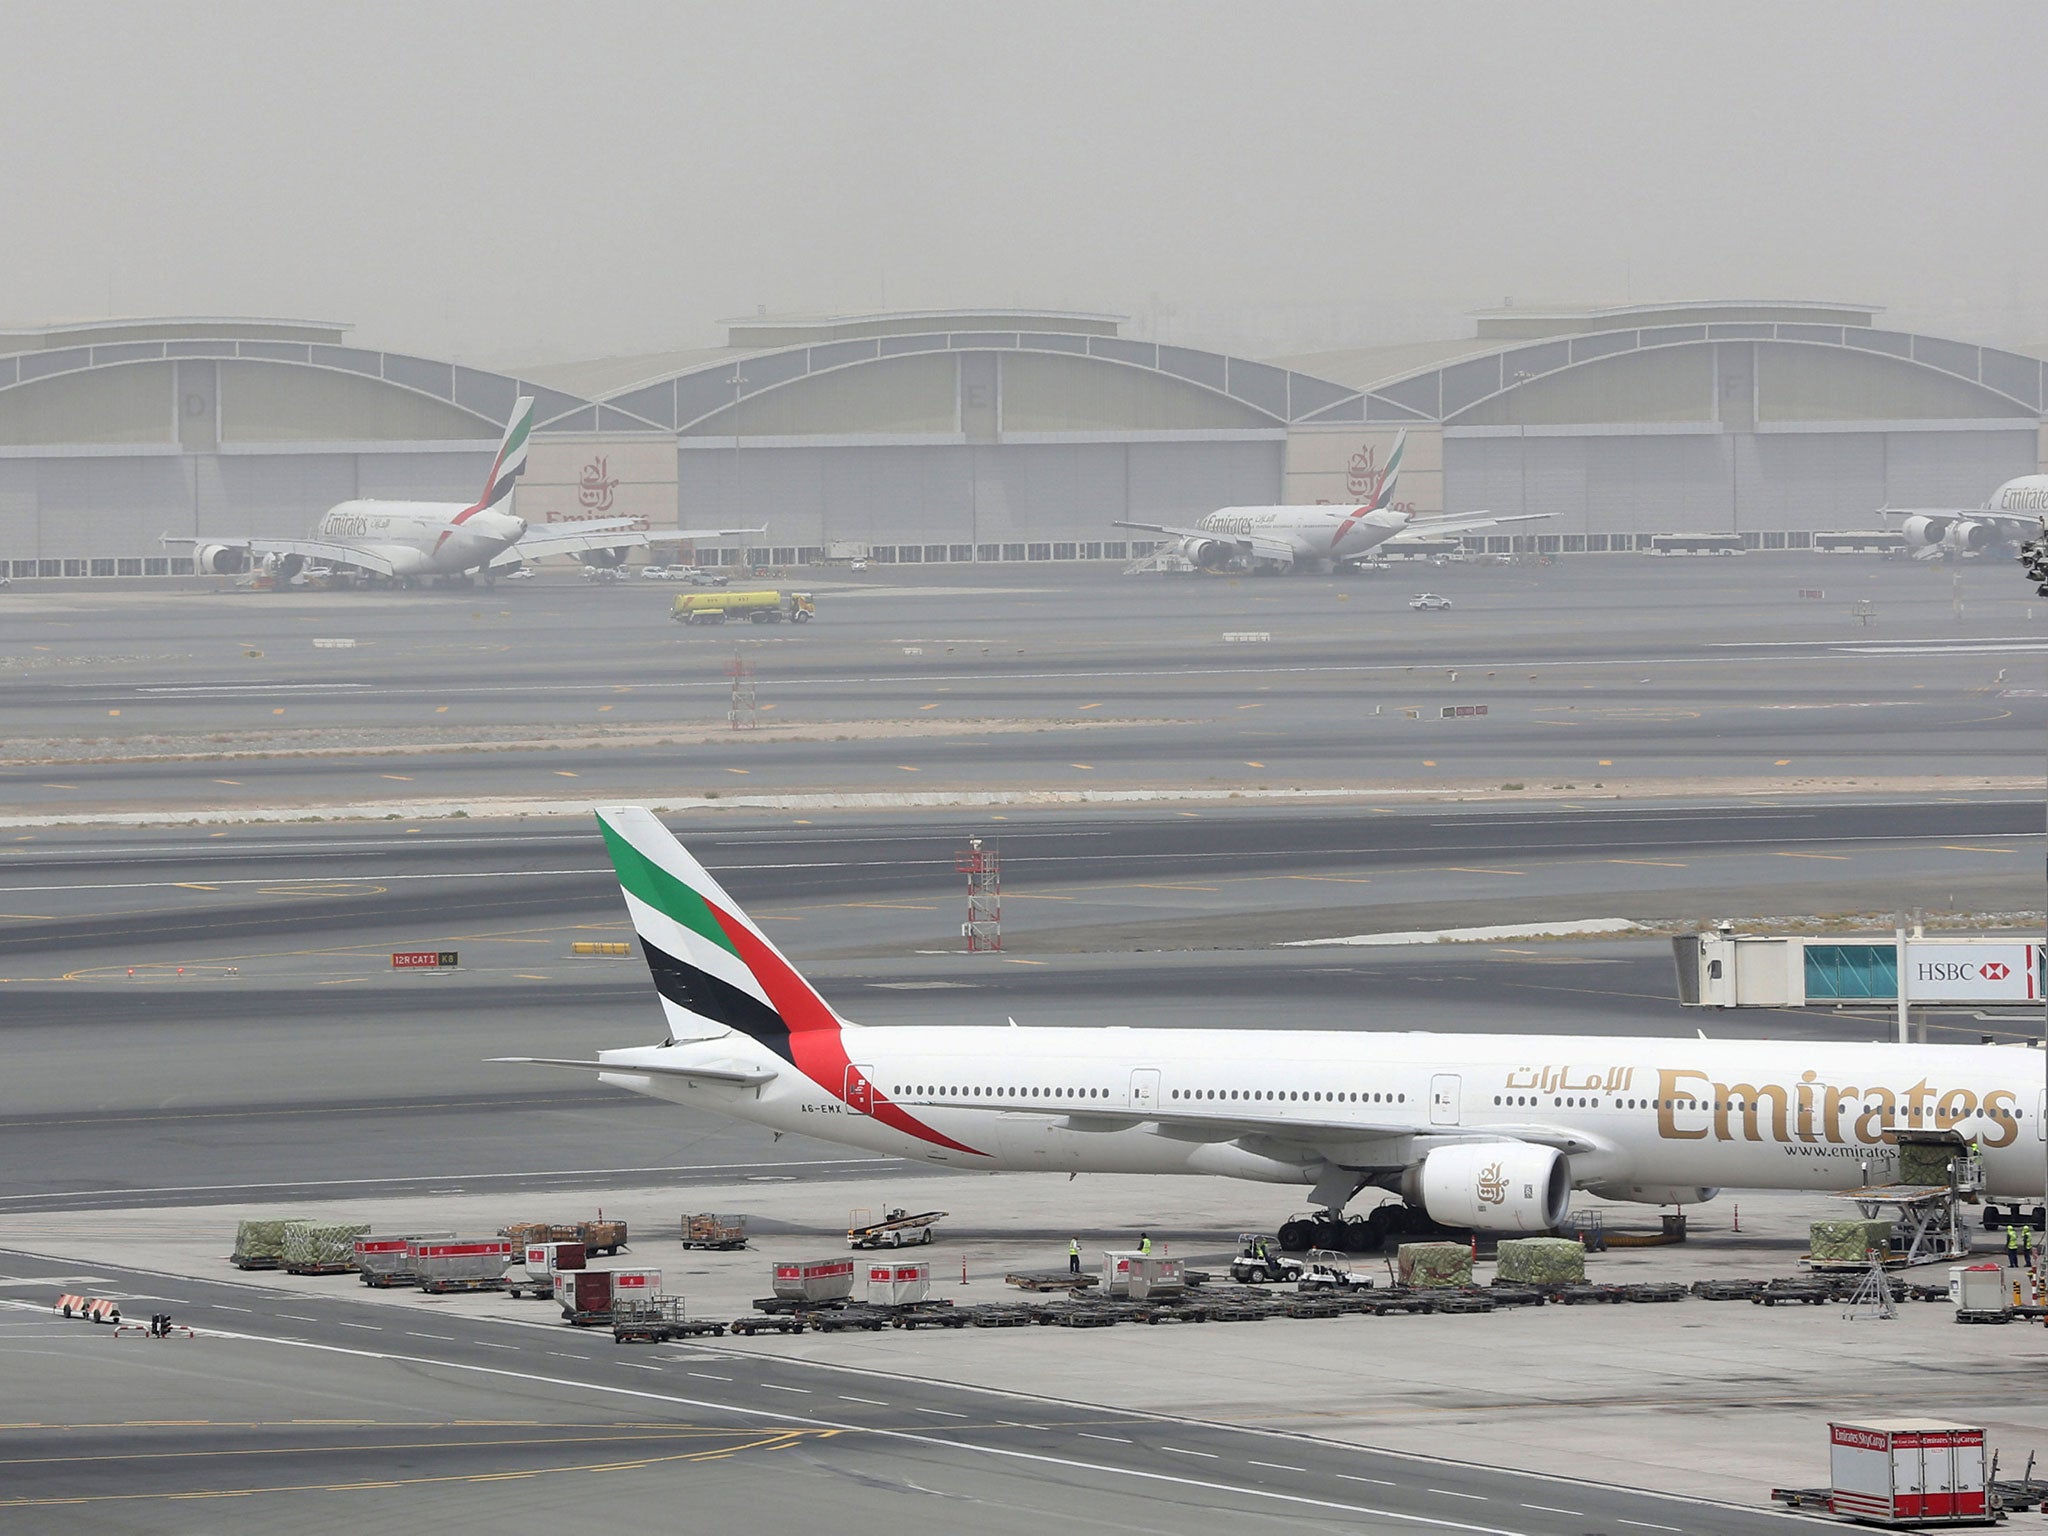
1183;538;1239;573
577;547;631;568
1585;1181;1719;1207
193;543;250;575
1947;519;1994;551
1899;514;1949;549
1404;1142;1570;1233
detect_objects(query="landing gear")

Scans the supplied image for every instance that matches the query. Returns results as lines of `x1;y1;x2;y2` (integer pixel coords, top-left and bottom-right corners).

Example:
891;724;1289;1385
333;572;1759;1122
1276;1201;1467;1253
1983;1204;2047;1232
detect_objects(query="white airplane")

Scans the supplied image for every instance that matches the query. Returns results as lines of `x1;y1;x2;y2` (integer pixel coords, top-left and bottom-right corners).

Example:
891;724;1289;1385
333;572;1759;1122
1889;473;2048;560
165;397;760;587
1114;431;1550;573
498;808;2047;1248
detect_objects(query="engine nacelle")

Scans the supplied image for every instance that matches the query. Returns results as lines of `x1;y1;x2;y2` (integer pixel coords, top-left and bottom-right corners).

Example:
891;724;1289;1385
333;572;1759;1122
1949;519;1994;551
1184;537;1238;572
193;542;250;575
577;546;631;568
1899;514;1948;548
1406;1142;1570;1233
1585;1181;1719;1207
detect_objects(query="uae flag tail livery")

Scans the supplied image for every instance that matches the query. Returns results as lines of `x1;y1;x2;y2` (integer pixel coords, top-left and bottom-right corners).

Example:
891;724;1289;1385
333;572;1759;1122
585;806;984;1155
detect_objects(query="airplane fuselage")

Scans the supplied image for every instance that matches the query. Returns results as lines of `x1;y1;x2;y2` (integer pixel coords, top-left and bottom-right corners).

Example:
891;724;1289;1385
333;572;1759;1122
1193;505;1408;565
315;499;525;577
599;1024;2047;1202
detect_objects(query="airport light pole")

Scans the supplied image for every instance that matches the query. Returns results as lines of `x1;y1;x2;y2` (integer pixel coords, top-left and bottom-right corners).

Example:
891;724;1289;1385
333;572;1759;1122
728;372;747;560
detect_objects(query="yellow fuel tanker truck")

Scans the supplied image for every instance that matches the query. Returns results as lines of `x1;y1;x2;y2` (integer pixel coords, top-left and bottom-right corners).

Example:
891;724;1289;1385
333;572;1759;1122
670;590;815;625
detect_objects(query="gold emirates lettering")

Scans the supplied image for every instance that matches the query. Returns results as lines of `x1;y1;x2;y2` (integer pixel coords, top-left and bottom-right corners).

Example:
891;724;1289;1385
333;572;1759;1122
1653;1068;2018;1148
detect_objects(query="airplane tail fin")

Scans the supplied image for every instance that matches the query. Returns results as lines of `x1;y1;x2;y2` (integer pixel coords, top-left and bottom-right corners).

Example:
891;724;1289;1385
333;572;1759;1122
595;806;842;1059
1369;430;1407;512
474;396;535;512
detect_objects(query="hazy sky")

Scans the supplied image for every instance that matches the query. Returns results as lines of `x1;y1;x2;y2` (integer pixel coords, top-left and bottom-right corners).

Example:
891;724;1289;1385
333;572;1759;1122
4;2;2041;368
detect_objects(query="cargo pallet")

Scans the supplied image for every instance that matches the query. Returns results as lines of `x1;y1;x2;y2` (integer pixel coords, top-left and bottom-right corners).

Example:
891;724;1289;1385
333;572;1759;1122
360;1271;421;1289
1005;1269;1098;1292
730;1313;808;1336
230;1255;283;1271
420;1278;508;1296
284;1261;354;1276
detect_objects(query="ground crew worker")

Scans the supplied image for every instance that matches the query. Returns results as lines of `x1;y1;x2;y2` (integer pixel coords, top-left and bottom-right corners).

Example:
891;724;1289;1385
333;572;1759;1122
2023;1224;2038;1268
2007;1221;2025;1268
1138;1232;1152;1257
1068;1237;1081;1277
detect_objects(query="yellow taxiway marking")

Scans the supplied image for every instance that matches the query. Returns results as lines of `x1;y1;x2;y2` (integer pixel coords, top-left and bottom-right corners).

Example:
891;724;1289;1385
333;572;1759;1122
1236;702;1263;710
212;779;242;787
1003;892;1077;901
759;703;776;711
514;974;552;981
1244;761;1265;768
1774;851;1850;861
1440;867;1525;876
381;775;413;782
41;784;77;790
919;702;940;711
1001;957;1048;966
553;771;578;778
1420;761;1437;768
0;913;53;921
597;704;614;712
1283;875;1372;884
1077;702;1103;711
172;883;219;891
1773;759;1791;766
843;902;937;911
1070;763;1094;770
725;767;750;775
1178;811;1201;817
272;708;285;716
1607;859;1687;868
1131;882;1220;892
897;764;920;772
435;705;449;713
316;977;368;986
1597;759;1613;766
1943;845;2013;854
106;709;120;717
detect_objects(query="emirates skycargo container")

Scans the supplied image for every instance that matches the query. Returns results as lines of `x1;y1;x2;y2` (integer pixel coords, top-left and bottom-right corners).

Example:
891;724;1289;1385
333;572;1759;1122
409;1238;513;1294
1829;1420;1988;1526
555;1267;661;1325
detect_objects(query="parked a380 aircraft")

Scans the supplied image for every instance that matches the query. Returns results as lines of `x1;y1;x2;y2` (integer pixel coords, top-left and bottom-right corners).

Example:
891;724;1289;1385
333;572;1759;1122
165;397;759;588
498;808;2048;1250
1114;430;1550;573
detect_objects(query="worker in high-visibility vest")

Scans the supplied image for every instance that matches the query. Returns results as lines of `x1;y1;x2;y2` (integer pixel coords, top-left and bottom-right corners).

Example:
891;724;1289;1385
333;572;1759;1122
1068;1238;1081;1277
1138;1232;1152;1257
2007;1221;2025;1269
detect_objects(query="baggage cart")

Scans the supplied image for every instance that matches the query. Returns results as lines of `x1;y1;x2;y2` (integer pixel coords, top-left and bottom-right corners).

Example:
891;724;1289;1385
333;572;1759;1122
772;1258;856;1304
681;1213;748;1250
410;1238;513;1294
555;1266;661;1325
355;1231;454;1287
578;1218;628;1256
846;1208;944;1249
611;1295;725;1343
510;1241;587;1300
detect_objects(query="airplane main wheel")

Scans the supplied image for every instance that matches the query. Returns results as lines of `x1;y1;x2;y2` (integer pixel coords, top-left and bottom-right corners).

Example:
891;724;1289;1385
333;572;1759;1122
1312;1217;1348;1250
1277;1219;1316;1252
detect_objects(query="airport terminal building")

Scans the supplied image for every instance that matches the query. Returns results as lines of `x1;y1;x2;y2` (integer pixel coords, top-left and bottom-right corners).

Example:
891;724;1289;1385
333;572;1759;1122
3;300;2044;574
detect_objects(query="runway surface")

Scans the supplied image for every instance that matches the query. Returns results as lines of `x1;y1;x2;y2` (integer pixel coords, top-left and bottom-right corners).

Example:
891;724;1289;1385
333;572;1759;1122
1;556;2042;815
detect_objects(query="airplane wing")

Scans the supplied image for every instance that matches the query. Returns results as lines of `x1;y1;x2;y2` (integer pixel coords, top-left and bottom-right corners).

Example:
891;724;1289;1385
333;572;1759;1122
488;1055;778;1087
1385;510;1552;543
160;534;403;577
1111;520;1297;565
492;522;768;569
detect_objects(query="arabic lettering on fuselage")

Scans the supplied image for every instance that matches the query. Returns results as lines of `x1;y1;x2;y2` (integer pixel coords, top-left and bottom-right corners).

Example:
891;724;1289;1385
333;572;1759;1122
1503;1064;1637;1095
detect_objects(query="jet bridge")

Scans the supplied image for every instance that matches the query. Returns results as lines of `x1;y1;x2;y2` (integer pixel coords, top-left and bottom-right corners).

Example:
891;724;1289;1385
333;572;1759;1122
1674;930;2041;1011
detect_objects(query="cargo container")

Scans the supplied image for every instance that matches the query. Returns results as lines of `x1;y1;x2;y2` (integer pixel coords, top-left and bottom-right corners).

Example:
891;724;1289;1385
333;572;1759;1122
355;1231;454;1287
681;1213;748;1250
772;1258;856;1304
510;1241;587;1300
1829;1420;1987;1525
410;1238;513;1294
1100;1252;1185;1301
867;1262;931;1307
555;1267;662;1325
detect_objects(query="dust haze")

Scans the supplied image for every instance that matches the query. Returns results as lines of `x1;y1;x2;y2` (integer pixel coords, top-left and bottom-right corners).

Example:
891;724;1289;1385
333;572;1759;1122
0;1;2034;363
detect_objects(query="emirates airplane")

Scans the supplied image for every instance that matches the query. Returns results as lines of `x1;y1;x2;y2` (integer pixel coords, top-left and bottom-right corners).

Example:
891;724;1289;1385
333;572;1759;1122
499;808;2046;1249
1890;473;2048;560
1115;431;1549;573
166;397;757;587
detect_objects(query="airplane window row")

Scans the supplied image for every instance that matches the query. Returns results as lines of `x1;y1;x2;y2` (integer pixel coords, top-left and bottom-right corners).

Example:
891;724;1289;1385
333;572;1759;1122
1170;1090;1406;1104
892;1085;1108;1099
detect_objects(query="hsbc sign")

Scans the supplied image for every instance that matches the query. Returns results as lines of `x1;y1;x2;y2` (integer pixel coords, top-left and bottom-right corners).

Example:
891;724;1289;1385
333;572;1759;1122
1904;943;2038;1003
